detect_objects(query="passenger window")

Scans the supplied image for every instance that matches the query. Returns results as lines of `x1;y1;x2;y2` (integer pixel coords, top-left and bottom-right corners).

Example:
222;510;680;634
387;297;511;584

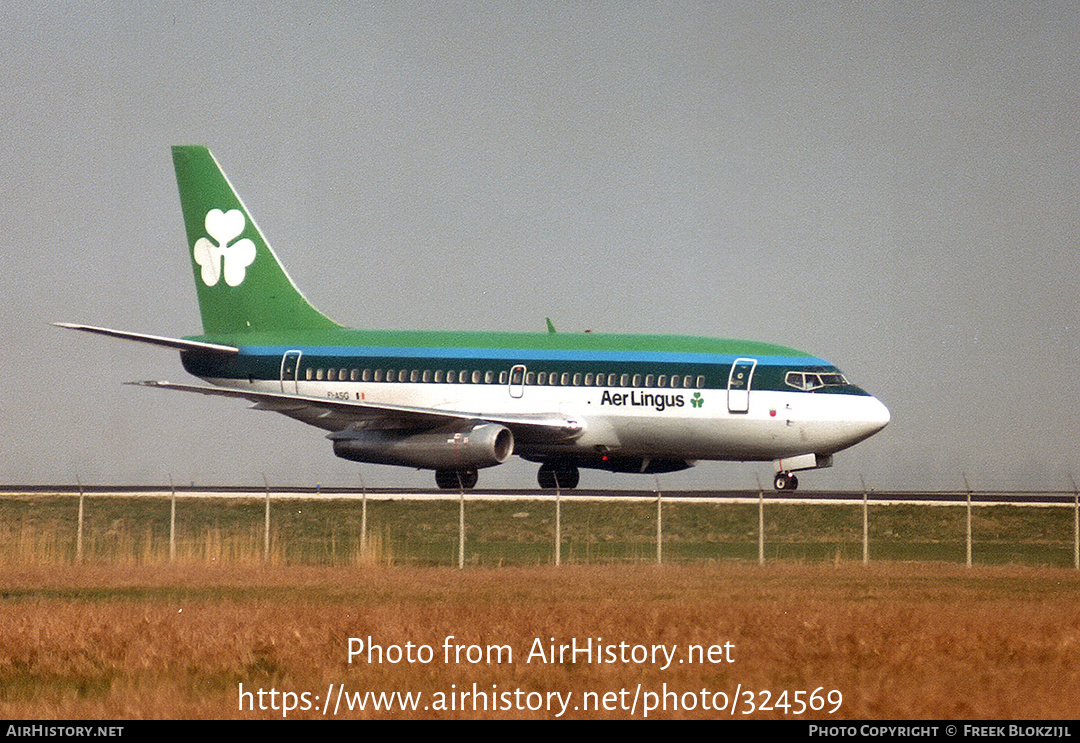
423;370;432;383
632;374;642;387
657;375;667;387
573;373;582;386
484;370;495;384
645;374;654;387
696;375;705;389
305;368;313;381
584;373;594;386
561;373;571;386
525;371;536;385
472;370;482;384
536;372;547;385
499;371;508;385
435;370;444;383
447;371;457;384
670;376;680;388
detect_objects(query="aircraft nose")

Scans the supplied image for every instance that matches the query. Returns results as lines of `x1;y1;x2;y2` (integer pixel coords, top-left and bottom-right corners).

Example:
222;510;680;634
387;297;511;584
862;396;891;437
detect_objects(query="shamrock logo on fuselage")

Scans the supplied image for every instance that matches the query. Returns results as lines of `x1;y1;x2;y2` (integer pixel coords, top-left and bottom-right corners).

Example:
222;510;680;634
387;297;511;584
193;208;256;287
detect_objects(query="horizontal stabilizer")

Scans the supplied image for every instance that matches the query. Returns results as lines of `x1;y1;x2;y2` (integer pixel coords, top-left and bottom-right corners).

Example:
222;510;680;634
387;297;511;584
54;324;238;354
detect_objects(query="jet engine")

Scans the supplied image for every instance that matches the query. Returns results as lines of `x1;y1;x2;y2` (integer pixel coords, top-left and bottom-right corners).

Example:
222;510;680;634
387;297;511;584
330;423;514;470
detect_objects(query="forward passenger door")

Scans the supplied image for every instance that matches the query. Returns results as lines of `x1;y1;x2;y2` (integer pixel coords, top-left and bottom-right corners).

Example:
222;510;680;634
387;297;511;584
727;358;756;413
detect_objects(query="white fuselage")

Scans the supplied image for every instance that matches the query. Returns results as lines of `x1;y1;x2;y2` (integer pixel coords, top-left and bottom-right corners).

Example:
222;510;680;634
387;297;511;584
208;374;890;463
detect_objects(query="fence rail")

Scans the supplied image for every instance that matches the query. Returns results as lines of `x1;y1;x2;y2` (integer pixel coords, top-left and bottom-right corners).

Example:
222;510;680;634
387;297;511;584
2;484;1079;502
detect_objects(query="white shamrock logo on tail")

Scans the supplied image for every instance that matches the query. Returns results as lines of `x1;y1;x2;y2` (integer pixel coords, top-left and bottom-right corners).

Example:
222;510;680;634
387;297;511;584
193;209;256;287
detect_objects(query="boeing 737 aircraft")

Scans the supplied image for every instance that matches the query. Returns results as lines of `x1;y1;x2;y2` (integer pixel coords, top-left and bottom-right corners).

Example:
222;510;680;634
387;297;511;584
59;146;889;491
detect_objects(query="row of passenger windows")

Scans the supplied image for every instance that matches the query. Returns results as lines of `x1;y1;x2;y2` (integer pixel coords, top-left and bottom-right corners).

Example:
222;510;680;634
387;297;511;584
305;366;707;389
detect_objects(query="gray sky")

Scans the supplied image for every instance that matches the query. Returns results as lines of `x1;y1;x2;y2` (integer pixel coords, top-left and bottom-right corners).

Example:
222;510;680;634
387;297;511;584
4;1;1078;491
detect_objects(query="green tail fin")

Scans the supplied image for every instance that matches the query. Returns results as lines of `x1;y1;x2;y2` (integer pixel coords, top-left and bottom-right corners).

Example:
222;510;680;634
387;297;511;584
171;146;340;335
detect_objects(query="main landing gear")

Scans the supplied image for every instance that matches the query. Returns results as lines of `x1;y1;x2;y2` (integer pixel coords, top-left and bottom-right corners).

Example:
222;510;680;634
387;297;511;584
537;462;580;490
773;472;799;491
435;468;478;490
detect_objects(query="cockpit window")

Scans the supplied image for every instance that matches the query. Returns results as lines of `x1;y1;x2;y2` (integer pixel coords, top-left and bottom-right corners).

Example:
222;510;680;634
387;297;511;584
785;370;848;391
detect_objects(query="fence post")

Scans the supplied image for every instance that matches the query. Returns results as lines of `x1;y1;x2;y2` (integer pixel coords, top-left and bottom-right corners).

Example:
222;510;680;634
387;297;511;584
75;475;84;561
554;483;561;567
655;476;662;565
756;474;764;565
169;475;176;562
360;476;368;558
356;468;368;559
458;477;465;569
1071;475;1078;571
963;473;972;568
860;475;869;566
263;474;271;563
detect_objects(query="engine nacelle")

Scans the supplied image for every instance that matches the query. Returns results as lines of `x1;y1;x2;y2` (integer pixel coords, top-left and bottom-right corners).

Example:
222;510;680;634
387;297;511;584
330;423;514;470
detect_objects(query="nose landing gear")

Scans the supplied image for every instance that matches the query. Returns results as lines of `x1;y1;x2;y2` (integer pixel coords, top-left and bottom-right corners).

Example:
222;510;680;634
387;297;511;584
773;472;799;491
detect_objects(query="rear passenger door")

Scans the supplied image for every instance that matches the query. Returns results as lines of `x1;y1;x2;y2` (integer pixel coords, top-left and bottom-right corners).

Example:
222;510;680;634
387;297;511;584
280;350;302;394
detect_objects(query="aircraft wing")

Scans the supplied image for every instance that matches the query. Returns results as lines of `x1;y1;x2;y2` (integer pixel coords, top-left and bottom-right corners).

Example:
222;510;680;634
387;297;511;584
127;381;584;443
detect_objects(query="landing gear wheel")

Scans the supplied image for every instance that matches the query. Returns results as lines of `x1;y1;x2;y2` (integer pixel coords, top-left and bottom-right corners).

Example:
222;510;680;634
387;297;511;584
537;463;580;489
774;472;799;491
435;468;478;490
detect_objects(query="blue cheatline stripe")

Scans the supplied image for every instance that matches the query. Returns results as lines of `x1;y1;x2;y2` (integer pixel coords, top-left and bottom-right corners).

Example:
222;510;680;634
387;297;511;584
228;345;830;367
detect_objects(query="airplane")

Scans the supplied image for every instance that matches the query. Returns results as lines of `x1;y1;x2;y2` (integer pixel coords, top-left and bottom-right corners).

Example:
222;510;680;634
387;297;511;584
58;146;889;491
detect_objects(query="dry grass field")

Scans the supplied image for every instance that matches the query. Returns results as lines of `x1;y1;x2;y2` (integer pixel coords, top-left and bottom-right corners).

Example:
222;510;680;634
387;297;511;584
0;561;1077;719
